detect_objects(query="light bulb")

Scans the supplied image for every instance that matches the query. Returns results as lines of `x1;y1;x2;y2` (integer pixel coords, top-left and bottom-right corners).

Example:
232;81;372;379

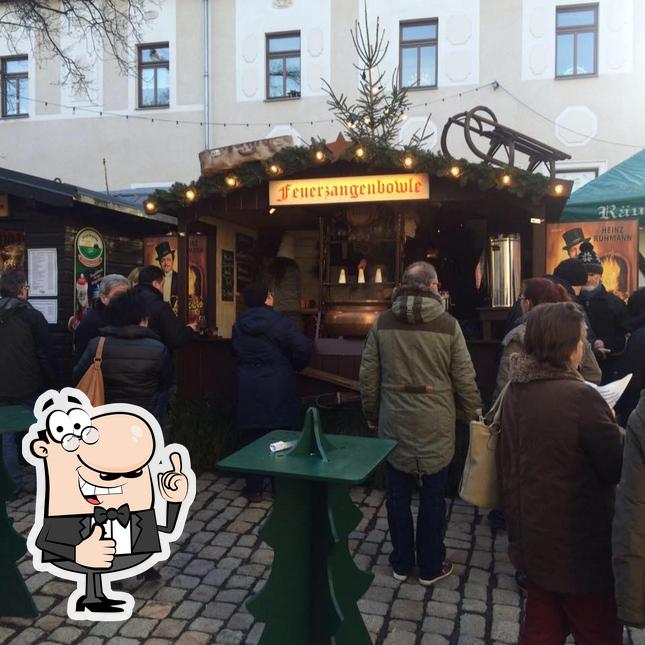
338;269;347;284
269;207;277;214
401;113;408;121
225;175;238;187
375;268;383;283
315;150;325;161
355;147;365;158
144;200;156;213
185;188;196;202
450;165;461;178
363;116;371;125
554;183;564;195
403;155;414;169
501;174;511;186
358;267;366;284
269;164;280;175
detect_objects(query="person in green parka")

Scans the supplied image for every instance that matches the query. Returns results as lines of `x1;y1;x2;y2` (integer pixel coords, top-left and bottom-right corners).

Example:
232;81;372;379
359;261;481;586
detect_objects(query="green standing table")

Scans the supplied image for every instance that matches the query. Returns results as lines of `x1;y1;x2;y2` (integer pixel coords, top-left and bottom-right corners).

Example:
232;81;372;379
218;407;396;645
0;404;38;618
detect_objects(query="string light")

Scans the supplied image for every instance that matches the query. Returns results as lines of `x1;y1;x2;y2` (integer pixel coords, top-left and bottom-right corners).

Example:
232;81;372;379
554;183;564;195
450;165;461;178
501;174;512;186
225;175;238;188
268;164;281;175
144;199;157;213
363;116;371;125
269;207;277;214
355;146;365;159
315;150;326;162
402;155;414;169
9;81;498;130
185;188;197;202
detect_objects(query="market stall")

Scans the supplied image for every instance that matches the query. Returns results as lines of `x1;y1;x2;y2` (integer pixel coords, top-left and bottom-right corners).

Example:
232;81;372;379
0;166;176;381
148;108;572;406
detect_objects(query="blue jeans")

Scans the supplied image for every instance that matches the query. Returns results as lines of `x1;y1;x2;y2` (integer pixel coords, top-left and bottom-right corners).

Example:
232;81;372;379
385;462;448;579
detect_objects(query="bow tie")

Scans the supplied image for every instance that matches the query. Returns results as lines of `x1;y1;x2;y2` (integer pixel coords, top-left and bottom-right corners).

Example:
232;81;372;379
94;504;130;528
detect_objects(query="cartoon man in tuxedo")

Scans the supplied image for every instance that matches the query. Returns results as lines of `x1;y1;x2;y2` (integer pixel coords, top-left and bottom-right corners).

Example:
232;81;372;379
23;388;195;621
155;241;178;308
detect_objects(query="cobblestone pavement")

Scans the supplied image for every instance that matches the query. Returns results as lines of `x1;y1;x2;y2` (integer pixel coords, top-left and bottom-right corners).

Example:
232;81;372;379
1;472;642;645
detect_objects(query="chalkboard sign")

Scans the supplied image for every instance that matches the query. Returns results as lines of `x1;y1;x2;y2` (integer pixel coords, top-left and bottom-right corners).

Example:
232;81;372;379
236;233;255;293
221;249;234;302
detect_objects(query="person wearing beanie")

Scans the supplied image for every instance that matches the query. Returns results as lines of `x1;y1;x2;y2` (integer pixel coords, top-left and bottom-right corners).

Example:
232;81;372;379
578;242;627;379
232;281;313;500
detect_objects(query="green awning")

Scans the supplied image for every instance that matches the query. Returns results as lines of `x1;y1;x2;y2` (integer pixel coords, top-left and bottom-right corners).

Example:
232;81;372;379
561;149;645;223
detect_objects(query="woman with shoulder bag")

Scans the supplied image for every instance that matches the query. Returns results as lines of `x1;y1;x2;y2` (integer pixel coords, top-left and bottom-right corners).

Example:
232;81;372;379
497;302;624;643
73;288;172;417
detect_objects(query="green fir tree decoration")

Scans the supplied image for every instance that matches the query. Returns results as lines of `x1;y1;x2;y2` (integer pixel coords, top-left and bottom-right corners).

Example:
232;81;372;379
322;5;431;150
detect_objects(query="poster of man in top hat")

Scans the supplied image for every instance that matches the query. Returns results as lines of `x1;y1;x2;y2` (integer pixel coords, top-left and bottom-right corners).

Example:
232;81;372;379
144;239;179;307
561;227;591;259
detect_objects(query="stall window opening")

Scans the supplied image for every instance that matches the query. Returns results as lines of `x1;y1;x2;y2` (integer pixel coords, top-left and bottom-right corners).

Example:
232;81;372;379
555;4;598;78
138;43;170;108
1;56;28;118
399;20;438;89
266;32;301;99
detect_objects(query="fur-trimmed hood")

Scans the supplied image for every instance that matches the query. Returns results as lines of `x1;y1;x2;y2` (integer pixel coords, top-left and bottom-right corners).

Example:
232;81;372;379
507;352;584;385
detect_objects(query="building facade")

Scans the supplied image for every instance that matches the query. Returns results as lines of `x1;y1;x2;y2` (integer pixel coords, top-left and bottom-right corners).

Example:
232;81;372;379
0;0;642;191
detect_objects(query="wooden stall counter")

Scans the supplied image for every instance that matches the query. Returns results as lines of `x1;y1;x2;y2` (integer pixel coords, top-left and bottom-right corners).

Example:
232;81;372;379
176;335;234;401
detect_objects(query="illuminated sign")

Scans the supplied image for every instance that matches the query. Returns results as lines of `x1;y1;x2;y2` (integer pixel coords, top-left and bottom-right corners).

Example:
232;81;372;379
269;173;430;206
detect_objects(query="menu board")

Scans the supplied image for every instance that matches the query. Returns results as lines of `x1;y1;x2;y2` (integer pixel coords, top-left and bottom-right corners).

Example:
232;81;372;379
28;248;58;296
29;299;58;324
221;250;234;302
236;233;255;294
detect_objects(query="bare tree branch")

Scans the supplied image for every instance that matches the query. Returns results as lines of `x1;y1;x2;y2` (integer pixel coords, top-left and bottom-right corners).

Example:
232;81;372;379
0;0;156;99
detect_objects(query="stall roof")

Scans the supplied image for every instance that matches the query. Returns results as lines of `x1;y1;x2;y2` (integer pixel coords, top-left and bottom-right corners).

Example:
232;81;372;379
0;166;177;225
561;149;645;223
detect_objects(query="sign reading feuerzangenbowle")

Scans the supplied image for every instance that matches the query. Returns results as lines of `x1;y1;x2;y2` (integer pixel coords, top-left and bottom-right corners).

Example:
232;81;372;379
269;173;430;206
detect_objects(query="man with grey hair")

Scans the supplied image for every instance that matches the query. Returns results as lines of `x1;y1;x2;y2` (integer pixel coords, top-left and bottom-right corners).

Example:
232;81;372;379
360;261;481;586
73;274;129;362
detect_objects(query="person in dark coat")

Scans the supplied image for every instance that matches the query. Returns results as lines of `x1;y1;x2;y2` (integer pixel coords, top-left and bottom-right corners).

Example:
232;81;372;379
614;287;645;423
73;274;129;362
498;302;624;642
134;266;196;351
73;288;172;415
232;282;312;498
613;389;645;629
578;242;627;381
0;269;56;492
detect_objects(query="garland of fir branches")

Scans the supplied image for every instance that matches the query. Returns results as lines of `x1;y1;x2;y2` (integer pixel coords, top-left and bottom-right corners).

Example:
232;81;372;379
149;139;554;212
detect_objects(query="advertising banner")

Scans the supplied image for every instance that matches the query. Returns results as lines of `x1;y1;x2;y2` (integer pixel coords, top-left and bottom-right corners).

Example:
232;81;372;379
73;228;106;319
546;220;638;301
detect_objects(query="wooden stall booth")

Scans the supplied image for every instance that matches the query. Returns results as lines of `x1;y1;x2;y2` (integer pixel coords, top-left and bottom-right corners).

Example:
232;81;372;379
0;167;177;382
152;113;573;407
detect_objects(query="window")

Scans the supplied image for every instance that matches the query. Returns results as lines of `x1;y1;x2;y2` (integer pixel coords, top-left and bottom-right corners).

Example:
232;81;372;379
2;56;28;118
556;5;598;78
399;20;438;89
266;32;301;99
138;43;169;108
556;167;599;192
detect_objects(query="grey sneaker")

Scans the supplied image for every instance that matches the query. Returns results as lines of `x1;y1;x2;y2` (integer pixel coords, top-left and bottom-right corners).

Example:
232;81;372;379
419;560;454;587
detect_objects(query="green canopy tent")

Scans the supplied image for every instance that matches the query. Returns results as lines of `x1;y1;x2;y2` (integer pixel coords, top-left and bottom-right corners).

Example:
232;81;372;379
561;149;645;223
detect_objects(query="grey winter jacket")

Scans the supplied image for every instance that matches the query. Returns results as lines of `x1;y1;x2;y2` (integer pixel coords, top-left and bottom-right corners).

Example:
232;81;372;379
613;390;645;628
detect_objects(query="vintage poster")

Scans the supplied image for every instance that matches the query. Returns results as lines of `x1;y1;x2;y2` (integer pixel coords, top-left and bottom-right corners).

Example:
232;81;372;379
188;235;207;324
546;220;639;300
0;230;25;273
144;236;178;310
73;228;106;319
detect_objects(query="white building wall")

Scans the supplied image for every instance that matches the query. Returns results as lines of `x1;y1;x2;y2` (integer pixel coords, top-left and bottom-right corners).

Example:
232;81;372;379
0;0;640;190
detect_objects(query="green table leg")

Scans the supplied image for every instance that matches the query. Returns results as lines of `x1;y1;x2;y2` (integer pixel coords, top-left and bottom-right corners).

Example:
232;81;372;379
0;437;38;618
248;476;373;644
